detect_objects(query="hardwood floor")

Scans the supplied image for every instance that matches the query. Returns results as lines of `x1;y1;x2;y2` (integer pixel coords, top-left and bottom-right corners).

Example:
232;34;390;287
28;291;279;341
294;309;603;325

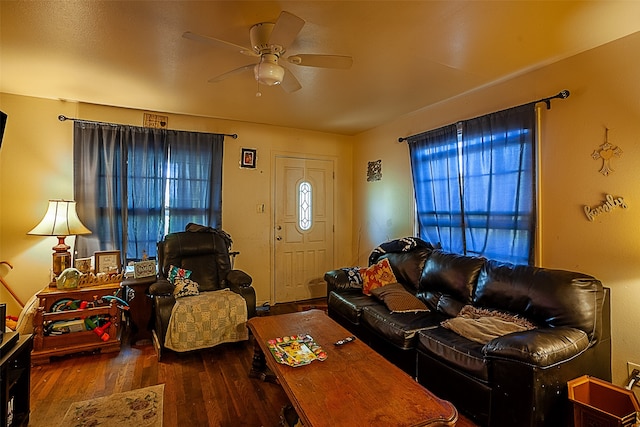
29;301;477;427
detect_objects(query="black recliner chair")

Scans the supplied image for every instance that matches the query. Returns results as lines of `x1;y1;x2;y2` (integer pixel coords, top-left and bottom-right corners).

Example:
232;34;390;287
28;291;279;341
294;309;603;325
147;225;256;358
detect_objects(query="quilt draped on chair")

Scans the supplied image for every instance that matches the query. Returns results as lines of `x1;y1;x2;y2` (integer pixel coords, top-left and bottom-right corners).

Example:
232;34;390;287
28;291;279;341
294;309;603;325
164;289;248;352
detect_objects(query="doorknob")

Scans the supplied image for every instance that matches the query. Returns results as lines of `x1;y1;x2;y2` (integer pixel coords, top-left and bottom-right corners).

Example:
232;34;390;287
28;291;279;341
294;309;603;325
276;225;282;230
276;236;282;241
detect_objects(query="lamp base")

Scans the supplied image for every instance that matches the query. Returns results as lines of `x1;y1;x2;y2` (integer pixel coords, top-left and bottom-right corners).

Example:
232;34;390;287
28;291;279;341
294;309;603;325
50;236;72;287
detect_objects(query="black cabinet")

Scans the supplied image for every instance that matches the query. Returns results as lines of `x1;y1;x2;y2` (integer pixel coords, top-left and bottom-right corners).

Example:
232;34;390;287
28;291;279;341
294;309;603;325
0;334;32;427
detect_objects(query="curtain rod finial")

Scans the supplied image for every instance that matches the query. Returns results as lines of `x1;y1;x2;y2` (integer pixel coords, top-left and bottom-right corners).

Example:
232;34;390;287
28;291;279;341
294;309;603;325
58;115;68;121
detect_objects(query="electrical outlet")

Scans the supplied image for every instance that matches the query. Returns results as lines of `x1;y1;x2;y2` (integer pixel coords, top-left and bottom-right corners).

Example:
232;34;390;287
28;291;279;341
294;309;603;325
628;361;640;379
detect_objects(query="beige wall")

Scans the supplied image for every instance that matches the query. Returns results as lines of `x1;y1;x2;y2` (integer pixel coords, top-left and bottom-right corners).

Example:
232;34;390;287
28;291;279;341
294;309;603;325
352;31;640;390
0;95;353;313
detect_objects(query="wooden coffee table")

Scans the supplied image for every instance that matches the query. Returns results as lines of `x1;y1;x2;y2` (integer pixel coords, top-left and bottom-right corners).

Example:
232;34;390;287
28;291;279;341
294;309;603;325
247;310;458;426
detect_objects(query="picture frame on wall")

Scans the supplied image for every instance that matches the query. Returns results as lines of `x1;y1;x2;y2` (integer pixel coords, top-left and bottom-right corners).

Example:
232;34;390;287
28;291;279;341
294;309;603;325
94;250;122;274
240;148;257;169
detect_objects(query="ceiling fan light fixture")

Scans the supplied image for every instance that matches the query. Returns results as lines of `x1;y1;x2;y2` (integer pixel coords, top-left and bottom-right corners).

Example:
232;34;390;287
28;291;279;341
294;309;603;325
254;55;284;86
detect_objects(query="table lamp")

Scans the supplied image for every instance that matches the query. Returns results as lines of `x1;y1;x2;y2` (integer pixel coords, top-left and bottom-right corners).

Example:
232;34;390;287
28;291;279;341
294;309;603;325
28;199;91;286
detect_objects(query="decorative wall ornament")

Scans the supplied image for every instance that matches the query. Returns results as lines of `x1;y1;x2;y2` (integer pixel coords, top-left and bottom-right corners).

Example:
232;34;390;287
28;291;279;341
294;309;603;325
367;160;382;182
591;128;622;176
583;194;628;221
143;113;168;129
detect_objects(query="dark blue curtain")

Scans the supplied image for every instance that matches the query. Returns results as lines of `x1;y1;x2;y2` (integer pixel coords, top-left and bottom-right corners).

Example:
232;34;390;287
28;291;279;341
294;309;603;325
73;122;224;262
461;104;536;264
409;103;536;265
409;124;462;253
165;130;223;233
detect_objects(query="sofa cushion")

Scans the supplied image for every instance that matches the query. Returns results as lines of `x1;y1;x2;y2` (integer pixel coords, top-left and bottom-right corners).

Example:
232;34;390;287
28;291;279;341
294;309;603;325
378;247;433;291
419;291;466;317
361;258;398;295
417;327;489;382
371;283;430;313
419;250;485;305
327;290;381;325
181;254;221;291
474;260;603;339
361;304;445;350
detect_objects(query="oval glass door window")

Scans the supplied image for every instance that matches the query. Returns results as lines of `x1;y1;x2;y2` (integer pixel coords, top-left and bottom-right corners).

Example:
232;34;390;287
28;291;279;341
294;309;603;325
299;181;312;230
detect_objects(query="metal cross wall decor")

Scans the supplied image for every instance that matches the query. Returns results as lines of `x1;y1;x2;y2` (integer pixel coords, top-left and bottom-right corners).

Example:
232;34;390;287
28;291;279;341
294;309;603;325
591;128;622;176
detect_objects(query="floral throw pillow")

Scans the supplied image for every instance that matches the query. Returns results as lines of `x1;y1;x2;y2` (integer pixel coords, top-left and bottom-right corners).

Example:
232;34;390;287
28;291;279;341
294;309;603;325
167;265;192;284
361;258;398;296
173;277;200;298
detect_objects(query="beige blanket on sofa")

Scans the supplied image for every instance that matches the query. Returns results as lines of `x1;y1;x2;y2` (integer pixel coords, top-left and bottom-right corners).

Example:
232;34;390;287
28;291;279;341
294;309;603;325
165;288;248;352
441;305;536;345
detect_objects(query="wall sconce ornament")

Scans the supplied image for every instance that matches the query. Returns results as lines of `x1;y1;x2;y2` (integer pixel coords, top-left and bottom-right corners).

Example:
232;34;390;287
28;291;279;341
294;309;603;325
583;194;627;221
367;160;382;182
591;128;622;176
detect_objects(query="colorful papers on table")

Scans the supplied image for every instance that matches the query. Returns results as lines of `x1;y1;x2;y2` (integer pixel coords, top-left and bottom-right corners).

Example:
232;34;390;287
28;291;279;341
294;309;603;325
267;334;327;367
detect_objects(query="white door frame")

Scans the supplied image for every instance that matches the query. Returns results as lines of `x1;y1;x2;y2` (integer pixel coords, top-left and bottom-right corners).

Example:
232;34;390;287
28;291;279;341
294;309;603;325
270;151;337;305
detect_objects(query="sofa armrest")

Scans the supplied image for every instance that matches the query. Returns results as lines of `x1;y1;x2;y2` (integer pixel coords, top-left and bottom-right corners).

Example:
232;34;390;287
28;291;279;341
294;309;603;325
325;269;359;294
484;327;590;367
148;278;174;296
226;269;253;288
227;285;257;318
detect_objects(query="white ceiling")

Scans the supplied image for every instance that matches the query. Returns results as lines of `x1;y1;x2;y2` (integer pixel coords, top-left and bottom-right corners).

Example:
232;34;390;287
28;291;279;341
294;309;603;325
2;1;639;136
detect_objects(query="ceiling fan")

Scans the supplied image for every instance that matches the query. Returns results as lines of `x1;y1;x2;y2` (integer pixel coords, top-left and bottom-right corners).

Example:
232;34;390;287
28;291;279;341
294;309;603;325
183;11;353;94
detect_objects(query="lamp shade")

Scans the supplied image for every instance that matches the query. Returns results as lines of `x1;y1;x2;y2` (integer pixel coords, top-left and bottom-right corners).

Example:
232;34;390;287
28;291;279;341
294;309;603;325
28;200;91;236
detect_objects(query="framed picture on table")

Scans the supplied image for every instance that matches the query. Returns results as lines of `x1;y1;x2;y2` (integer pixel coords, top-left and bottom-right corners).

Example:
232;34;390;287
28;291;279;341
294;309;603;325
240;148;257;169
94;251;122;274
74;257;92;273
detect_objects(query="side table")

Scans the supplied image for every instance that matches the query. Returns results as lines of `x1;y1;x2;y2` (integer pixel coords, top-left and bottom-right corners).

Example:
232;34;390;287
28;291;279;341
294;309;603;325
1;333;32;427
32;283;122;364
121;276;157;345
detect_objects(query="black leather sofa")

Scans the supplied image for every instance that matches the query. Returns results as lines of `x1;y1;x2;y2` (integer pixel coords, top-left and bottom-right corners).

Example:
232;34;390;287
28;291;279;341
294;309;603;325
325;243;611;427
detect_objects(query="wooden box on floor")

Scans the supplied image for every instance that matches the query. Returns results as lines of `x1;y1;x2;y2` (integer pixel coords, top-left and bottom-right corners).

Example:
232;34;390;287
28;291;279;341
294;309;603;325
32;283;122;364
568;375;640;427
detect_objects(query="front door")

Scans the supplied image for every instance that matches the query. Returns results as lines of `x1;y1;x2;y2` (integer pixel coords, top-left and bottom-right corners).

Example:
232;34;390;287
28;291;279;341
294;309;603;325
273;156;334;303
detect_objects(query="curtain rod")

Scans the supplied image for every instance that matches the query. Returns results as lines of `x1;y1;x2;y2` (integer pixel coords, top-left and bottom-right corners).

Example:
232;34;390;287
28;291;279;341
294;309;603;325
398;90;570;143
58;115;238;139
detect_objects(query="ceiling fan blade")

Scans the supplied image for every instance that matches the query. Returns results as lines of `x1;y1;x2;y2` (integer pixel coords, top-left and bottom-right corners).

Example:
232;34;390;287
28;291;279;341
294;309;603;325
208;64;255;83
281;69;302;93
268;11;305;49
183;31;257;57
287;54;353;69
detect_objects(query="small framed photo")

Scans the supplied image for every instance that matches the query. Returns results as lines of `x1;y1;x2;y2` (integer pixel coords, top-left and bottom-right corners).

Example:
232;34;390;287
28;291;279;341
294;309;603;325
240;148;257;169
133;260;157;278
74;257;92;273
95;250;122;274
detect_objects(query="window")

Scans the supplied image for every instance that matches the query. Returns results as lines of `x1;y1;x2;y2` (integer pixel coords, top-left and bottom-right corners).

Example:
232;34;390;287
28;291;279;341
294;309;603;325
74;123;223;261
299;181;312;230
409;104;536;265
